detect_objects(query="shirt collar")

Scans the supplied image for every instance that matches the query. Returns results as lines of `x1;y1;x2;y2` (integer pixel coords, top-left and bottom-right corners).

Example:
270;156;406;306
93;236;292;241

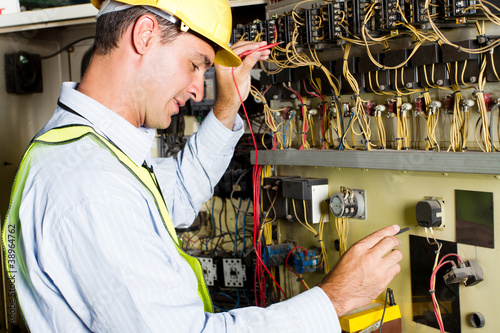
58;82;156;166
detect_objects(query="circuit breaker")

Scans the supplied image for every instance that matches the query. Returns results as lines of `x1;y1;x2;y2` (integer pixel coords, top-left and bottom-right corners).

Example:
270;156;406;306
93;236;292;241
197;257;217;287
222;258;246;287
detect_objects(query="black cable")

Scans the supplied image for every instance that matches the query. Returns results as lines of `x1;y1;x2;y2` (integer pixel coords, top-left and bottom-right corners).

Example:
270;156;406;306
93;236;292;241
218;199;224;238
229;169;254;215
222;199;234;244
41;36;95;60
379;288;394;333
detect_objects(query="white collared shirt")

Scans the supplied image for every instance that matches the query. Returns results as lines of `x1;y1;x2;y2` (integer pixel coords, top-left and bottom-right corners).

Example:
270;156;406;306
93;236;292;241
15;82;341;332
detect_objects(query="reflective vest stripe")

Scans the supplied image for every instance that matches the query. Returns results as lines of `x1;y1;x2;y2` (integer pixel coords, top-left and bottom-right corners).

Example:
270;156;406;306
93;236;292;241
2;125;213;313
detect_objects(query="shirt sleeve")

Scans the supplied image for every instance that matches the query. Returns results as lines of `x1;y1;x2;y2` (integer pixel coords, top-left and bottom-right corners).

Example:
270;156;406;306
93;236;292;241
39;197;340;333
153;111;244;228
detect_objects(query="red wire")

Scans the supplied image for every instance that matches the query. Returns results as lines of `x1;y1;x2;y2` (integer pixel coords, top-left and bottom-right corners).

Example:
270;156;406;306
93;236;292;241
231;64;287;305
302;80;322;99
438;253;463;266
430;258;461;332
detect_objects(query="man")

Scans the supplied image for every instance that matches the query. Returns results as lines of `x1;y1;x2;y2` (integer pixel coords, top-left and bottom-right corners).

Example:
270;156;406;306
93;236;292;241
3;0;402;331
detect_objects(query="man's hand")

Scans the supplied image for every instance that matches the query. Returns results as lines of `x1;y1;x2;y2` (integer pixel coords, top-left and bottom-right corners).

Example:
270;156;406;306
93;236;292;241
213;41;270;129
318;225;403;317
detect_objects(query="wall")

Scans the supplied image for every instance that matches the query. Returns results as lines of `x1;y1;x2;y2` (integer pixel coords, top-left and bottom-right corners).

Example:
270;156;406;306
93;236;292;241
0;21;95;332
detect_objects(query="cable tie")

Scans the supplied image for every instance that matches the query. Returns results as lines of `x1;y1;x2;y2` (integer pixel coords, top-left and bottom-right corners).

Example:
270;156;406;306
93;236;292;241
429;289;435;294
403;147;409;150
395;95;403;99
296;277;303;282
353;93;360;98
475;90;484;94
318;101;327;106
424;137;429;141
395;137;403;141
457;46;462;52
318;239;323;243
380;146;386;149
298;103;307;107
298;131;307;134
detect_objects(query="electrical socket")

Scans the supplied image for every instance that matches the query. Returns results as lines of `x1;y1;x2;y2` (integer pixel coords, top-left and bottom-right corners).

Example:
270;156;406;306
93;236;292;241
416;197;445;228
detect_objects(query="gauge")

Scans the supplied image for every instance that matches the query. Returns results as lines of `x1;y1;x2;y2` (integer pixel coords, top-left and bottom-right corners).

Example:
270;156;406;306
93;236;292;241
329;194;345;217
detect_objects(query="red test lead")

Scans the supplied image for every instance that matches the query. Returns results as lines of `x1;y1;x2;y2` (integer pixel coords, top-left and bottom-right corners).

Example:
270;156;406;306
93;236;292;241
238;42;282;58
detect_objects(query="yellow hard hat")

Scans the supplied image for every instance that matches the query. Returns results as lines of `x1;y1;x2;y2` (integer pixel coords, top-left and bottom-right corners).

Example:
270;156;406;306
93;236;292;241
91;0;241;67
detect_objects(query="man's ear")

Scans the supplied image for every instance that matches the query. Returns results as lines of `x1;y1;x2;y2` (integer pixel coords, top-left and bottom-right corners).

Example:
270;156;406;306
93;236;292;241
132;14;157;55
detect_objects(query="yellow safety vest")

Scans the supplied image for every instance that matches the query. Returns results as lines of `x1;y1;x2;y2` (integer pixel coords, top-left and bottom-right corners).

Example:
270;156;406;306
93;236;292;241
2;125;213;313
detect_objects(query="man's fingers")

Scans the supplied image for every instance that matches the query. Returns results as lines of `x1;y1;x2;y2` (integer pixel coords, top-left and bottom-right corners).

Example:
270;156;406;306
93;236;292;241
231;41;267;57
385;259;402;280
382;249;403;266
356;225;400;250
369;235;401;259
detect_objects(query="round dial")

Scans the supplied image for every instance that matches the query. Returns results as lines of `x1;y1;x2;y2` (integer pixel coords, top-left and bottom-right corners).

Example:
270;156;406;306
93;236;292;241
329;194;345;217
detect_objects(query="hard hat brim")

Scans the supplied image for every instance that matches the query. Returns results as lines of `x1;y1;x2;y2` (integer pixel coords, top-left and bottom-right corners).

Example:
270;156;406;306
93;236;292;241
215;45;242;68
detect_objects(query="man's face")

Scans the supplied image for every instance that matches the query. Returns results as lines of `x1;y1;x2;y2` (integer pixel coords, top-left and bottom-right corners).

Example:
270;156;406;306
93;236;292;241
138;32;215;129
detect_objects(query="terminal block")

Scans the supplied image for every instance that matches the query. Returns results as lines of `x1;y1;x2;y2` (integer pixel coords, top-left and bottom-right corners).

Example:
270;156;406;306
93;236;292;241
443;259;484;287
294;248;321;274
